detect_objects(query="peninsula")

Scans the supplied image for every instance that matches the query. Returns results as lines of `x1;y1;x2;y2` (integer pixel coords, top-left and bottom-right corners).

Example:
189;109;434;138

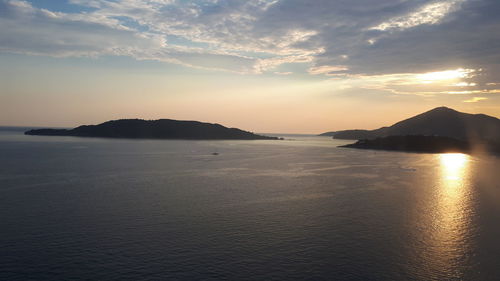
25;119;279;140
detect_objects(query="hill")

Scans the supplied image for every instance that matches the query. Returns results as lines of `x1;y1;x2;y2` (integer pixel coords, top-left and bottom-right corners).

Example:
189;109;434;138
322;107;500;142
25;119;278;140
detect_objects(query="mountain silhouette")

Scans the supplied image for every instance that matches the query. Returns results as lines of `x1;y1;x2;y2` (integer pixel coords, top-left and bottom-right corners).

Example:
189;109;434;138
25;119;278;140
321;107;500;142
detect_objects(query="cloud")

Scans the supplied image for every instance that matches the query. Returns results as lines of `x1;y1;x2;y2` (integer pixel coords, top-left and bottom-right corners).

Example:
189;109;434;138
304;0;500;86
322;67;500;99
370;0;464;31
464;97;488;103
308;65;348;75
254;54;315;73
454;82;477;87
0;0;166;57
416;68;476;83
1;0;500;85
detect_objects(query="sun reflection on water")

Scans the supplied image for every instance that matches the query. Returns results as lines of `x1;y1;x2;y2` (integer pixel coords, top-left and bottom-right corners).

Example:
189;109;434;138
437;152;471;235
424;153;474;278
440;153;468;182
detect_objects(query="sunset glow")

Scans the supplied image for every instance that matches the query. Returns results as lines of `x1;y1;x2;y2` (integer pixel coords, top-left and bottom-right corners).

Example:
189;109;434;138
1;1;500;280
417;69;475;83
440;153;469;181
1;0;499;132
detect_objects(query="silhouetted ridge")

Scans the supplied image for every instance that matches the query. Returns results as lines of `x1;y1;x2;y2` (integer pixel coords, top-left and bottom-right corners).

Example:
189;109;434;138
25;119;278;140
321;107;500;142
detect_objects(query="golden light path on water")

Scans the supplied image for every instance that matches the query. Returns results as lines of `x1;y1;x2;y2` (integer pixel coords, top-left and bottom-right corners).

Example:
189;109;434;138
440;153;469;181
427;153;474;278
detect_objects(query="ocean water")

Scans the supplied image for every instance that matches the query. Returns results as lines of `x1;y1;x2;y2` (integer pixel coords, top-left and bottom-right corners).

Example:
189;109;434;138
1;130;500;280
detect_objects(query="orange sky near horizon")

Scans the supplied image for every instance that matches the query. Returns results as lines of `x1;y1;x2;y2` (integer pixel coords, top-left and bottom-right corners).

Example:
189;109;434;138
1;0;500;134
1;59;498;134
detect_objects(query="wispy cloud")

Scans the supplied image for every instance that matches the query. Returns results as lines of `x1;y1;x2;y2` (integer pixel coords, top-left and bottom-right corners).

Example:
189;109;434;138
370;0;464;31
1;0;500;89
464;97;488;103
0;0;166;57
308;65;349;75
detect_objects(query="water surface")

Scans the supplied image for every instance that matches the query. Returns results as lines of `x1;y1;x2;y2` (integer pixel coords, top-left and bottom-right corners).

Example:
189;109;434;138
1;130;500;280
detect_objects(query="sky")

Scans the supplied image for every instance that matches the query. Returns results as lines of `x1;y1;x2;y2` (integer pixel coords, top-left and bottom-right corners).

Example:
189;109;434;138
1;0;499;133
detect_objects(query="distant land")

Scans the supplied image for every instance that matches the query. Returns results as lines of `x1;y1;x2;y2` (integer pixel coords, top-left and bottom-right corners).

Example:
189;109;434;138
323;107;500;154
340;135;472;154
25;119;279;140
341;135;500;155
0;126;47;132
320;107;500;142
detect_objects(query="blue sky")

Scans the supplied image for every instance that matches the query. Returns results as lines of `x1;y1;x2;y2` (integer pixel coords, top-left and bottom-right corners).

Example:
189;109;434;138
1;0;499;132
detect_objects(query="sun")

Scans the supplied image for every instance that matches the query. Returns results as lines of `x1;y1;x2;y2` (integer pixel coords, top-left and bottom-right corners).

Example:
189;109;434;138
417;68;474;83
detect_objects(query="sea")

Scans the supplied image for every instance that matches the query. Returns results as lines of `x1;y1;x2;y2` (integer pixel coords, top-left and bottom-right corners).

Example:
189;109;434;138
1;128;500;280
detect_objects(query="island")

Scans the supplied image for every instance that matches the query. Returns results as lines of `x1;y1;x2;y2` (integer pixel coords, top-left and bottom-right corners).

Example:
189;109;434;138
320;107;500;141
25;119;279;140
319;107;500;154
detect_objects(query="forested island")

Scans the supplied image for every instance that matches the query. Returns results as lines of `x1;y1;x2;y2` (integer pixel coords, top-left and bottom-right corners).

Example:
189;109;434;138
25;119;279;140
